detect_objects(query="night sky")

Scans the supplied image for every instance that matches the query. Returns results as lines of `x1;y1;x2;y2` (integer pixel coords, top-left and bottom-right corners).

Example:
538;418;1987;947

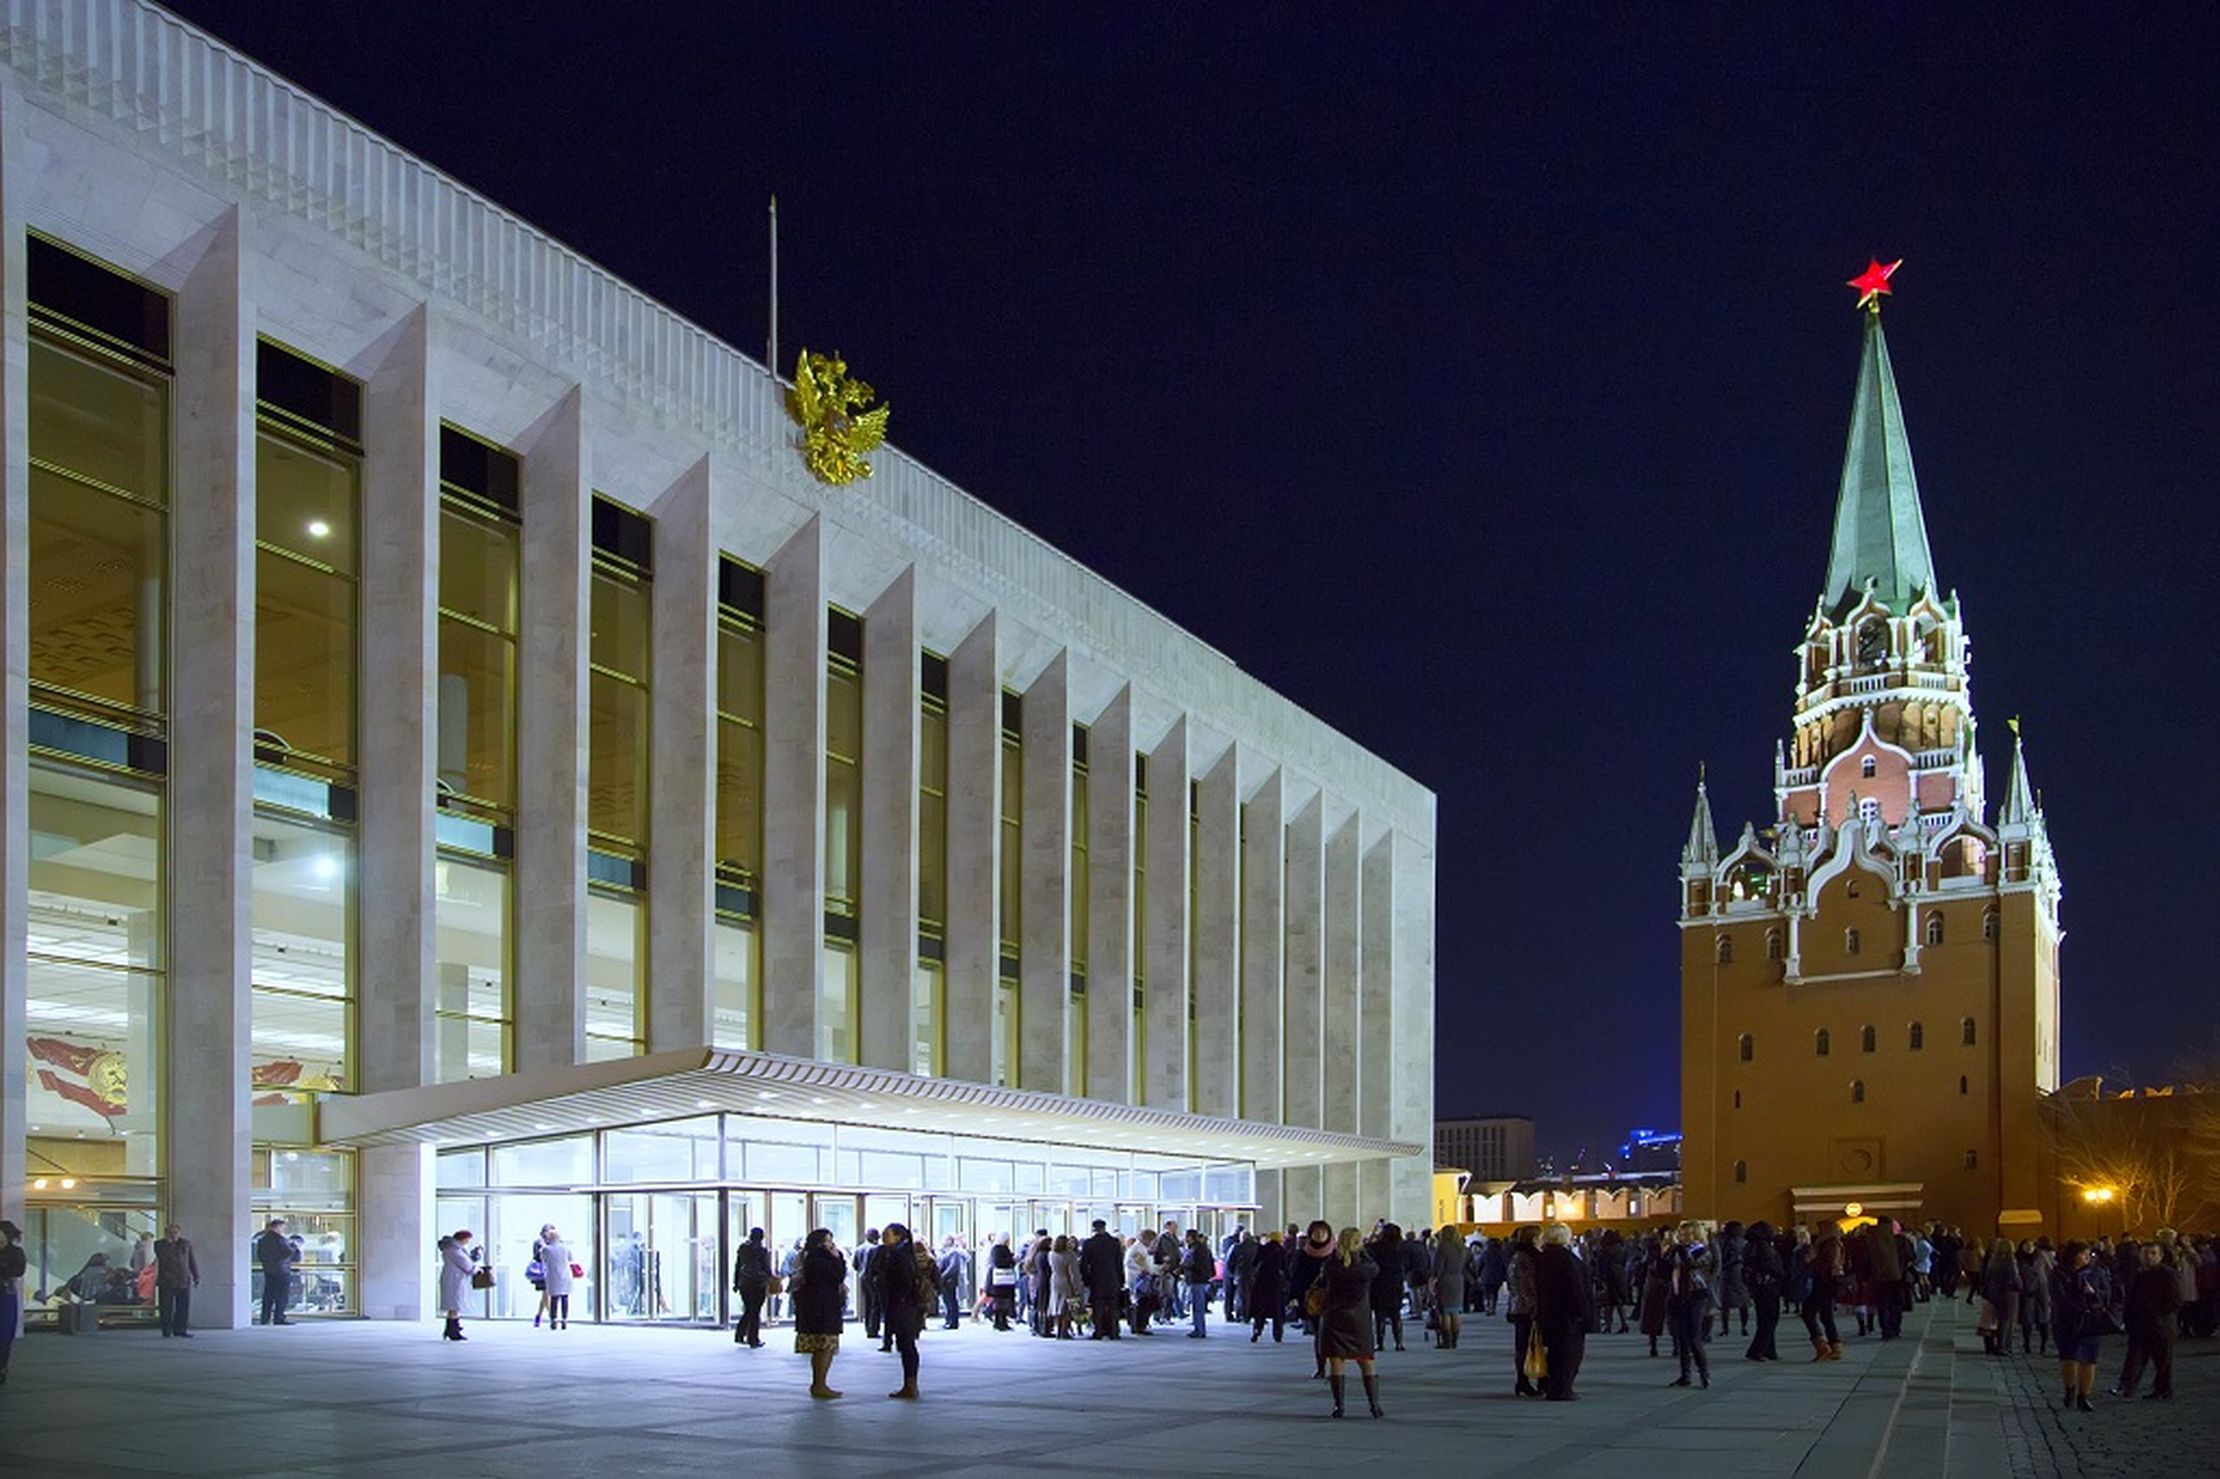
166;4;2219;1163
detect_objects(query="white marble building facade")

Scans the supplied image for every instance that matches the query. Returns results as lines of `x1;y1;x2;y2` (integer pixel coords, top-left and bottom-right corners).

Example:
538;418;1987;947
0;1;1435;1326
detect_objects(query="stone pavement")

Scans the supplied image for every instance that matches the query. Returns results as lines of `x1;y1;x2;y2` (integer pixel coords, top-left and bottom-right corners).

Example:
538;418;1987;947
1974;1305;2220;1478
0;1298;2056;1478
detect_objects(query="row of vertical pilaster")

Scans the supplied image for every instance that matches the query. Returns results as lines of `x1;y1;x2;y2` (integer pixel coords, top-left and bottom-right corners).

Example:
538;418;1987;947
1142;719;1190;1107
857;568;920;1072
1084;689;1135;1103
941;614;1000;1085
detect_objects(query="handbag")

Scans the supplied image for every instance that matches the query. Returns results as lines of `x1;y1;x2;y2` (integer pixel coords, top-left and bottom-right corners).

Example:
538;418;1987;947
766;1275;786;1296
1974;1297;1998;1335
570;1262;584;1279
1303;1283;1328;1318
1523;1322;1550;1383
470;1265;495;1290
525;1259;546;1284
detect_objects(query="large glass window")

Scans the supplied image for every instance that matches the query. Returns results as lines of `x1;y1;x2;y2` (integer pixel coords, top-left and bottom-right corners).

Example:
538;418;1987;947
254;349;361;780
916;653;948;1076
253;1147;356;1317
250;809;354;1097
588;564;651;852
825;609;862;922
436;438;520;823
715;563;764;1054
24;762;164;1179
713;917;757;1052
435;853;510;1082
821;943;858;1065
995;698;1022;1087
586;889;645;1059
1068;730;1089;1098
26;243;170;729
1132;756;1148;1104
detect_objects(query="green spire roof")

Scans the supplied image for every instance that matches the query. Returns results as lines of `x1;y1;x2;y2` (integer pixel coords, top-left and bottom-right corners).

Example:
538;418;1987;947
1823;311;1937;615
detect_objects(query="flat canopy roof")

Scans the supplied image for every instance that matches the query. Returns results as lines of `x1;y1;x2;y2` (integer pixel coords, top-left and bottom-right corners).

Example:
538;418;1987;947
319;1048;1422;1171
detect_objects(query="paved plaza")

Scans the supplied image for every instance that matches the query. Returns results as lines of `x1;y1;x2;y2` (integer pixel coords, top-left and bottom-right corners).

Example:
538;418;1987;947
15;1296;2207;1477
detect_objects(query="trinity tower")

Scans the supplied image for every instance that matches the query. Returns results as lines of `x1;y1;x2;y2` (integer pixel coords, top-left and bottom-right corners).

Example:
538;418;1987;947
1679;268;2063;1237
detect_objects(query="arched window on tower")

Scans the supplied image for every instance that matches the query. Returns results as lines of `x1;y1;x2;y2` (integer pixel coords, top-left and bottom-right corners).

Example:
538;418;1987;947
1845;927;1861;956
1716;934;1734;965
1734;1160;1748;1184
1851;1079;1866;1104
1861;756;1877;779
1815;1028;1831;1057
1738;1033;1753;1063
1909;1021;1924;1051
1982;910;1999;941
1766;930;1784;961
1926;914;1945;947
1959;1074;1969;1095
1861;1024;1877;1053
1962;1017;1977;1046
1733;1090;1743;1109
1858;796;1882;828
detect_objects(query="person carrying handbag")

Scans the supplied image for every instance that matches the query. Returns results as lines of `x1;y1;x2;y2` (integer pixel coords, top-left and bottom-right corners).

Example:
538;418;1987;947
436;1230;483;1342
732;1226;774;1347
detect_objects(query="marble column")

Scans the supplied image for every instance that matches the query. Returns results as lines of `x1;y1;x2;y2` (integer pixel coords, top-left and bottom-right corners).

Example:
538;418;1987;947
1388;836;1438;1226
167;210;255;1327
357;307;437;1093
760;517;826;1059
1323;1160;1360;1230
1283;794;1325;1131
1360;833;1396;1143
858;567;919;1072
1282;1165;1322;1227
1084;688;1134;1104
1019;652;1070;1093
1191;744;1240;1119
0;77;28;1226
1142;718;1190;1109
646;457;716;1051
354;308;437;1322
1240;768;1284;1123
1322;813;1363;1137
942;613;1000;1086
513;390;590;1071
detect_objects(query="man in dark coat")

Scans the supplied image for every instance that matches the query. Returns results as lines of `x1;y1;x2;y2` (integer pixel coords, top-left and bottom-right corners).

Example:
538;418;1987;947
1081;1220;1125;1339
855;1229;884;1344
2112;1242;2183;1399
1534;1229;1595;1400
1225;1230;1258;1322
1864;1219;1906;1339
878;1223;933;1400
153;1223;200;1338
252;1218;299;1326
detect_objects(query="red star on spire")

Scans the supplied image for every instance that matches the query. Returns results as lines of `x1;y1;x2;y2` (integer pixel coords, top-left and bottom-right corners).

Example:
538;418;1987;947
1847;257;1902;311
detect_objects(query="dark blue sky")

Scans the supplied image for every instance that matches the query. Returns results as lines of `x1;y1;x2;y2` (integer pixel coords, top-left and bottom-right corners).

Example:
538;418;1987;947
169;3;2220;1161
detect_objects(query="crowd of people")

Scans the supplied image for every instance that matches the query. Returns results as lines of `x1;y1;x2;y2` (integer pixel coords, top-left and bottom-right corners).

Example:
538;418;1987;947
701;1213;2220;1416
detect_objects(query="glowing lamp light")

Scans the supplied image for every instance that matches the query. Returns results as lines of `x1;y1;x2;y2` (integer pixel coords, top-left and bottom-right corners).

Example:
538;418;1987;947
2081;1187;2116;1205
60;1177;77;1189
32;1177;48;1190
1843;1202;1864;1219
306;519;331;539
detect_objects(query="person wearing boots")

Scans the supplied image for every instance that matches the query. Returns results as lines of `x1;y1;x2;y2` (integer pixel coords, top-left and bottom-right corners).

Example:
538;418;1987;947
437;1229;481;1341
1430;1230;1465;1349
1320;1227;1385;1419
2111;1241;2182;1400
1664;1222;1713;1389
1505;1227;1542;1395
878;1222;932;1400
1802;1224;1845;1361
1248;1230;1290;1343
794;1228;850;1400
1742;1222;1784;1360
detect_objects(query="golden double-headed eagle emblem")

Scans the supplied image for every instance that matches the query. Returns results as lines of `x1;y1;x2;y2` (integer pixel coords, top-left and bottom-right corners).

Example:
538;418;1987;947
786;348;890;485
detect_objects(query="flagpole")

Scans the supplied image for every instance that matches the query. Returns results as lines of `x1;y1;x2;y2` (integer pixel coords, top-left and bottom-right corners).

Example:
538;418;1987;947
768;193;779;378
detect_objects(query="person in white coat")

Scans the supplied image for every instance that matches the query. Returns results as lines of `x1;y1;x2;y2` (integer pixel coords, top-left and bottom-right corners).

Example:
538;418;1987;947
438;1230;482;1342
540;1229;577;1330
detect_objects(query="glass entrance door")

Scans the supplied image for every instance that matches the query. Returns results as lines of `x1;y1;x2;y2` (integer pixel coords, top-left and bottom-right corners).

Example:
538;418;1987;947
604;1191;718;1323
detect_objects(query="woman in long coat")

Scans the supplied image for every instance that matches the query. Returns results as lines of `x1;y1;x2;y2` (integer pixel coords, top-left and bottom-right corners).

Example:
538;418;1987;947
1248;1231;1289;1343
878;1222;930;1399
1506;1227;1541;1395
436;1230;480;1342
1370;1224;1408;1353
794;1228;850;1400
1048;1235;1083;1339
1637;1233;1671;1356
1534;1225;1594;1399
539;1227;576;1331
1431;1231;1466;1348
1319;1227;1384;1419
